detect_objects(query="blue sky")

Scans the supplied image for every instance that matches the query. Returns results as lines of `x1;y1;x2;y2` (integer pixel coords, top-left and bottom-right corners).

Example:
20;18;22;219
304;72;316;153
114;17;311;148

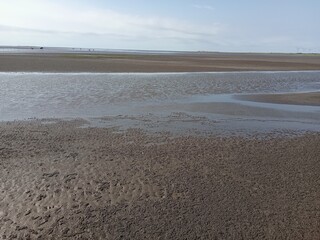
0;0;319;52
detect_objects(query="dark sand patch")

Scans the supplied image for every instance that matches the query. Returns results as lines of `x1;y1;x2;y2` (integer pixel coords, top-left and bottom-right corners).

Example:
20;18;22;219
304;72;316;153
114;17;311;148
1;120;320;239
239;92;320;106
1;52;320;72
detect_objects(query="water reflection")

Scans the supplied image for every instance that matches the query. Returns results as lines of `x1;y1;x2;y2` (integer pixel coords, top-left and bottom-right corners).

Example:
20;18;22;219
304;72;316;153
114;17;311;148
1;71;320;135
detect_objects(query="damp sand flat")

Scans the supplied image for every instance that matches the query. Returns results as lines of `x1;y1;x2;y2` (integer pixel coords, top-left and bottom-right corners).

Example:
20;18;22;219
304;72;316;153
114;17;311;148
1;52;320;72
0;120;320;239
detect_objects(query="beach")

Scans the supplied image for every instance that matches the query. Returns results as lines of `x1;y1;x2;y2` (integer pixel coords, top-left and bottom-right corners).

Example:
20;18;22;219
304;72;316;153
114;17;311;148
1;120;320;239
1;52;320;73
0;52;320;239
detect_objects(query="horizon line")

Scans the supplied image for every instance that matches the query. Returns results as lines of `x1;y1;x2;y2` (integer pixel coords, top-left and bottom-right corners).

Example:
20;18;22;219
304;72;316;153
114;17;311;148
0;45;320;55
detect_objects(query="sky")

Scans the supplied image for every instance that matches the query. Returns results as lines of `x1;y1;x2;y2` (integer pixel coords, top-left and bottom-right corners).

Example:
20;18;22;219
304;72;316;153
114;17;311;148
0;0;319;52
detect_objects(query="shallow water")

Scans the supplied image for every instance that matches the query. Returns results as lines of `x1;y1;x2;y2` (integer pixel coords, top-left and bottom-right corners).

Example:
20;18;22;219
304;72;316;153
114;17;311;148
1;71;320;135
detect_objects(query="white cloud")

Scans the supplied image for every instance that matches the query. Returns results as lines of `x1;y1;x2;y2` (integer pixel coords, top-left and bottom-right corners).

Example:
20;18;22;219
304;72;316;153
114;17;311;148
2;0;315;52
192;4;215;11
0;0;222;48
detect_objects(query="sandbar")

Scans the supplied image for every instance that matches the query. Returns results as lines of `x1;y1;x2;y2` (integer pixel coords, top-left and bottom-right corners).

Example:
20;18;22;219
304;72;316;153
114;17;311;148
1;52;320;72
239;92;320;106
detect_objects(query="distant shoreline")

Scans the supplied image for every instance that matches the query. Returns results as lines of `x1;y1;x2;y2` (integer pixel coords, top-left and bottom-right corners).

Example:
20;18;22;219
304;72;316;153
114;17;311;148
1;46;319;54
1;52;320;72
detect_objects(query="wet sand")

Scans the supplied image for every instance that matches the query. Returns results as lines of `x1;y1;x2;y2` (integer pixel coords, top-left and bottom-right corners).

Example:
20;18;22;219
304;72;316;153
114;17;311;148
0;119;320;239
1;52;320;72
1;55;320;239
239;92;320;106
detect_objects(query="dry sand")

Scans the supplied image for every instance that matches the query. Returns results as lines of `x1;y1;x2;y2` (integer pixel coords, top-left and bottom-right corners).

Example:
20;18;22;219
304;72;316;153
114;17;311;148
1;52;320;72
239;92;320;106
1;119;320;239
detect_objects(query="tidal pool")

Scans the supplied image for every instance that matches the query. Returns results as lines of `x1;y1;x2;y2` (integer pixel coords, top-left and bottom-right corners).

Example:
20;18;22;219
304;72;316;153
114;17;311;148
1;71;319;135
